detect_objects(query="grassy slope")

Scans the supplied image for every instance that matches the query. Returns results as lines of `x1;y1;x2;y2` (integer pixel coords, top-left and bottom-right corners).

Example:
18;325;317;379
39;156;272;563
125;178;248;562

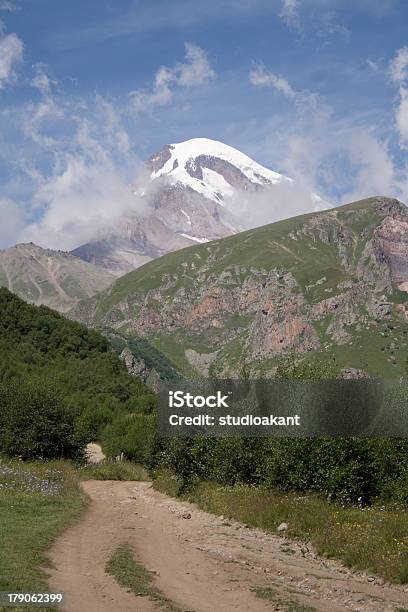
154;470;408;585
76;198;408;376
86;198;383;311
0;460;86;593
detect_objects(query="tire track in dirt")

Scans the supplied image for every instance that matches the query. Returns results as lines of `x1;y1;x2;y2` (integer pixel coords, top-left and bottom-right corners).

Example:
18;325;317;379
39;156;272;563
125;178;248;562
47;481;408;612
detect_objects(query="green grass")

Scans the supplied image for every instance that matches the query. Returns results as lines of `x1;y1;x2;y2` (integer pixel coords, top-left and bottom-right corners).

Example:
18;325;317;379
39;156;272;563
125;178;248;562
106;544;182;612
79;461;149;481
154;469;408;585
0;458;150;611
81;198;387;323
0;459;86;597
74;196;408;379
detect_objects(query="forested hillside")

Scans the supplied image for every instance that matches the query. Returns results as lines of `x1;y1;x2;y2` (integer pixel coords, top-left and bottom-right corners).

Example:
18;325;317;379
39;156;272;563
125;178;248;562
0;288;155;459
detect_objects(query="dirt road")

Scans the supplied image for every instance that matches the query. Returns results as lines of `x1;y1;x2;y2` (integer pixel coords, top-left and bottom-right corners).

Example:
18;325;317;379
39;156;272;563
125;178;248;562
47;481;408;612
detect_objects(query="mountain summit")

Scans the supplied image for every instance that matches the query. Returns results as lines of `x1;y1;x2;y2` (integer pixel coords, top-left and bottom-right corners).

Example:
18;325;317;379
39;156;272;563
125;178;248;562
72;138;319;276
148;137;289;205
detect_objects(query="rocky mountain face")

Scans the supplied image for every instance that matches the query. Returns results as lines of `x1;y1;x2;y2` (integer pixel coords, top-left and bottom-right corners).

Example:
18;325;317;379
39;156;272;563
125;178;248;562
72;197;408;378
119;346;161;391
0;243;114;312
71;138;318;276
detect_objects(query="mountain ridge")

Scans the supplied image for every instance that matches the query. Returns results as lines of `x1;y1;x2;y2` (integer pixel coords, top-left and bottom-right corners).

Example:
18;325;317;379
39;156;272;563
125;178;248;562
72;196;408;378
0;242;114;312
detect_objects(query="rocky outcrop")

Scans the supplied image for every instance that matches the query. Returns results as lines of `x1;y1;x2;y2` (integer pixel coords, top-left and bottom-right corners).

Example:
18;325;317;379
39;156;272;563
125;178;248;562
375;212;408;284
120;346;161;391
73;197;408;377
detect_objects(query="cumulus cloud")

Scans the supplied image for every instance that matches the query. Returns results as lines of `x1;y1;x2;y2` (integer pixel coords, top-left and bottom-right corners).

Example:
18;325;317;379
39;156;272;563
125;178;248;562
248;62;408;208
19;95;150;251
225;179;326;232
274;118;406;207
13;45;215;251
0;31;23;88
130;42;215;111
21;152;147;250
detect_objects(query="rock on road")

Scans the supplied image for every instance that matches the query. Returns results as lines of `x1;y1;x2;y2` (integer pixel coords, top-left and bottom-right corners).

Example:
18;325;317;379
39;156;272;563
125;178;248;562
47;481;408;612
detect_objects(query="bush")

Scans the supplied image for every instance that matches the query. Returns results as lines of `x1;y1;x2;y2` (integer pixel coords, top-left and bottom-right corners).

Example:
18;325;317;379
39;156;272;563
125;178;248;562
151;435;408;504
149;353;408;504
101;413;155;463
0;377;86;460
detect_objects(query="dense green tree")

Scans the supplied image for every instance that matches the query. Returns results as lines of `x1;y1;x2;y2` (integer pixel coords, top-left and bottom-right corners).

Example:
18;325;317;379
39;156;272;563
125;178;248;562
0;288;155;460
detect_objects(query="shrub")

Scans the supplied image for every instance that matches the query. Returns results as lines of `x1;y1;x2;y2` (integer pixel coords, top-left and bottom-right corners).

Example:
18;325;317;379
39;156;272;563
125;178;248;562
0;377;86;460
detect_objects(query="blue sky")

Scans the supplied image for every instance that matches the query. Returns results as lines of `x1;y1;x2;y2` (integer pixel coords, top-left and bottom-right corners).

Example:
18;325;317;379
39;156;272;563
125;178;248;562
0;0;408;248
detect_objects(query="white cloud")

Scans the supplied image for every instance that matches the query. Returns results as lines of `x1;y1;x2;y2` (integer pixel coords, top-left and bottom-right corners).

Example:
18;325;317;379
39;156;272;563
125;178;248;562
0;197;25;246
394;89;408;146
277;0;352;38
23;98;64;148
249;63;322;120
390;46;408;84
250;64;297;99
31;63;56;96
20;97;150;250
22;65;66;148
0;31;23;88
340;132;398;203
177;43;215;87
21;154;146;250
130;43;215;111
277;119;407;206
225;179;326;231
279;0;300;27
247;61;408;208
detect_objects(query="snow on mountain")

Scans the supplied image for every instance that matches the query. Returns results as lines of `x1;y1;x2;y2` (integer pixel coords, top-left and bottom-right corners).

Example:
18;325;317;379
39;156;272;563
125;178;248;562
72;138;325;276
149;137;290;205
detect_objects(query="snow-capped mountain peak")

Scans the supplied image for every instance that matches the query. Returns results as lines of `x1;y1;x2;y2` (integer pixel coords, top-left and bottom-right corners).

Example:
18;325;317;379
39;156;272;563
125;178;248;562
149;137;290;205
72;137;325;277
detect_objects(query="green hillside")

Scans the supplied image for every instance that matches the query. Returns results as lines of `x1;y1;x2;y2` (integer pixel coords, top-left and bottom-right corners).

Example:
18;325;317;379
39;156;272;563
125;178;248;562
74;197;408;378
0;288;155;459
